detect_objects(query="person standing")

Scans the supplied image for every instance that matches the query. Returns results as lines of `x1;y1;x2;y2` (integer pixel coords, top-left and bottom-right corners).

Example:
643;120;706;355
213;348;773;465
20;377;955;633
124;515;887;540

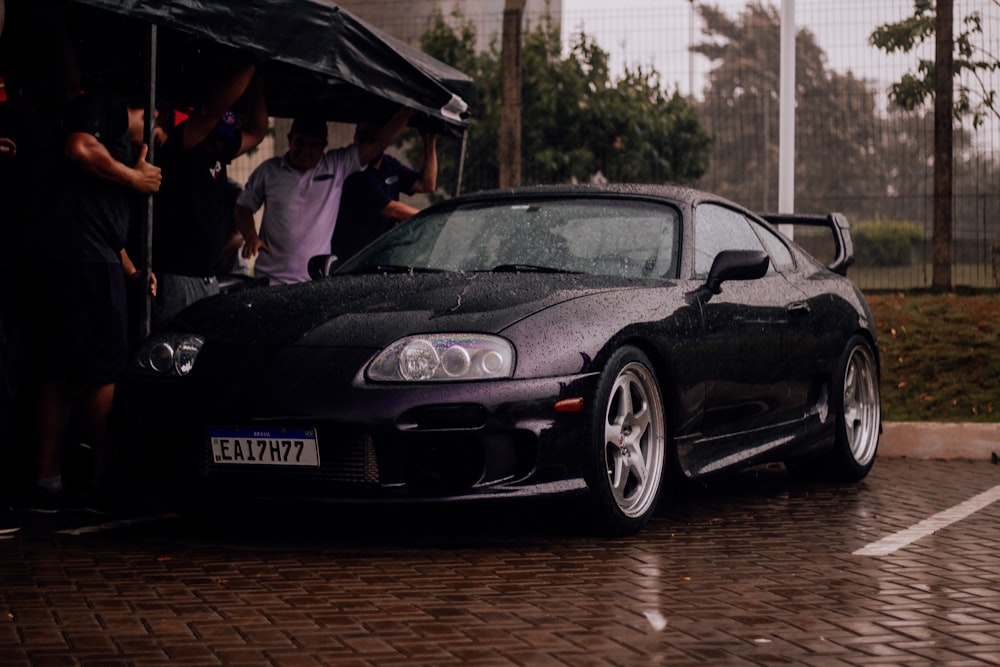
0;123;18;531
235;106;414;285
2;0;91;521
27;90;161;507
332;128;437;260
1;0;18;531
150;59;266;329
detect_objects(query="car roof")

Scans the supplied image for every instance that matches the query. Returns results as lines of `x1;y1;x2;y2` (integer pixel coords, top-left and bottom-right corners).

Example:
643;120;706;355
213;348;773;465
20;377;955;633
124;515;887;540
441;183;746;211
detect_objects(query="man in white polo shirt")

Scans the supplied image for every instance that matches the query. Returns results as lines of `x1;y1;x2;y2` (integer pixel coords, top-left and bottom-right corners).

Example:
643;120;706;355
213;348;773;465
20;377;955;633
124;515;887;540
235;106;413;284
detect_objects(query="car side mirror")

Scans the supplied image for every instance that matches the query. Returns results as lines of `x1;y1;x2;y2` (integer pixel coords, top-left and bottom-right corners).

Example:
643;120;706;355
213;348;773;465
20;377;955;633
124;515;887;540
705;249;770;294
307;254;340;280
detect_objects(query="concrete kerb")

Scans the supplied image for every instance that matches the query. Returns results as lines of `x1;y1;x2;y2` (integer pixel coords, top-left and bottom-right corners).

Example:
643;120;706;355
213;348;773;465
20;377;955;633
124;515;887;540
880;422;1000;460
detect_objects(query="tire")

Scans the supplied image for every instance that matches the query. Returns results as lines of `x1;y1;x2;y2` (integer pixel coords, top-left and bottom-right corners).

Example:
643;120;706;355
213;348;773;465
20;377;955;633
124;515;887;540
584;346;667;535
822;335;881;481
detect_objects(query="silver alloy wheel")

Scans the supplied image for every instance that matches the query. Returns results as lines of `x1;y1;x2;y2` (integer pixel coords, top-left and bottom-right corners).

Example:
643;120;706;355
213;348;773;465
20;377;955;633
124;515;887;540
842;343;880;467
602;361;665;519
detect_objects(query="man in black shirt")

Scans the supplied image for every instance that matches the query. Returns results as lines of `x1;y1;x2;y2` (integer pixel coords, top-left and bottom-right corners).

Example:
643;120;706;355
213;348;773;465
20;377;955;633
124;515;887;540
29;90;161;506
151;60;266;330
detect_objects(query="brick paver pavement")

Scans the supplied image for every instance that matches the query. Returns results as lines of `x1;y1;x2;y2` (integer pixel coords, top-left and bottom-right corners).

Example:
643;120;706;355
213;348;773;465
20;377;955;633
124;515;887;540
2;457;1000;666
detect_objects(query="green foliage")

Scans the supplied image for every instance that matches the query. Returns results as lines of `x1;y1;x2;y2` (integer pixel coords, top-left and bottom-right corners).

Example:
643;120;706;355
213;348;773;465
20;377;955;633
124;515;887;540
419;9;500;195
868;291;1000;421
418;8;479;75
869;1;1000;128
853;220;924;267
418;9;713;194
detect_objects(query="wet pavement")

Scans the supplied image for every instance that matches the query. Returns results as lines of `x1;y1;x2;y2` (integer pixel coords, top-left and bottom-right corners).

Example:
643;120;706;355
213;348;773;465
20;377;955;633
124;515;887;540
2;456;1000;666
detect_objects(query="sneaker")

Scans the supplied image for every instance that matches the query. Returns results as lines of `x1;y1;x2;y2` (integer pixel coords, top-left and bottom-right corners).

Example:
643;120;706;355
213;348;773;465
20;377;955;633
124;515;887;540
27;486;68;513
0;507;20;535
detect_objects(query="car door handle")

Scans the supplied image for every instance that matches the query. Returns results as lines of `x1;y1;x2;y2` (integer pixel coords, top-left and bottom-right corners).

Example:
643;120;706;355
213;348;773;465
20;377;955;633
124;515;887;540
787;301;811;317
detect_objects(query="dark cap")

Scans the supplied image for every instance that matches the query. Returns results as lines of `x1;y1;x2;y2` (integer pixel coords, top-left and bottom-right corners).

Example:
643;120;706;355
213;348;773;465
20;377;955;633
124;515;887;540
289;116;328;141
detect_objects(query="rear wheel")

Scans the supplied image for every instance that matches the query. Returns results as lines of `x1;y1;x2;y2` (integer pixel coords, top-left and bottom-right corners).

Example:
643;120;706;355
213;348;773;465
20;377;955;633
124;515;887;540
584;346;666;535
794;335;880;482
830;335;881;480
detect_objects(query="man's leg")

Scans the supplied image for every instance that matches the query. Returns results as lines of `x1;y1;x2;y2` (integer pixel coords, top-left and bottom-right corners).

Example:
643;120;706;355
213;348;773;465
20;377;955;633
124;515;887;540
0;311;19;533
81;382;114;489
31;379;74;508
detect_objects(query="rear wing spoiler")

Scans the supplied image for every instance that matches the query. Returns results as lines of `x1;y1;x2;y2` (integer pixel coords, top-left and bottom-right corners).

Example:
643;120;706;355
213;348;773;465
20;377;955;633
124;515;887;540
760;212;855;276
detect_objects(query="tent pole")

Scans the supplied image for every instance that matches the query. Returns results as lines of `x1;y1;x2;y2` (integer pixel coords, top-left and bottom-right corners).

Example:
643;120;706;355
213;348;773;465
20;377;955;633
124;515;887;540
140;23;157;340
455;131;467;196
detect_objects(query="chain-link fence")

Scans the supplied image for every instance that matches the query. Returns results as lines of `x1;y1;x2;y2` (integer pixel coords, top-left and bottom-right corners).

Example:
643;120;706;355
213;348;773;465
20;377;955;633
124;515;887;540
564;0;999;290
232;0;1000;290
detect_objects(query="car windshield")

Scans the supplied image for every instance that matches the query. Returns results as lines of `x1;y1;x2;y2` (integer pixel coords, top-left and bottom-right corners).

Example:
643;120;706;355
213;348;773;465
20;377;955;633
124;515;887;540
337;198;680;278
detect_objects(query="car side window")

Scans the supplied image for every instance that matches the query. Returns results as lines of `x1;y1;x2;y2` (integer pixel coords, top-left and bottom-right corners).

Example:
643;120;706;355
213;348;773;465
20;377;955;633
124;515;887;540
693;204;767;279
748;217;795;272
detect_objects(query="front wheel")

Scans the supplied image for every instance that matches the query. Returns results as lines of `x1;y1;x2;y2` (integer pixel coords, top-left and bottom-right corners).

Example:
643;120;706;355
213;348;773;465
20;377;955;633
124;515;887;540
584;346;667;535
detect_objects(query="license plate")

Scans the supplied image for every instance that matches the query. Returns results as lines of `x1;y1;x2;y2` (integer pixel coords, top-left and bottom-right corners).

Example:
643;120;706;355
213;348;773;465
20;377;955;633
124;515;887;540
209;427;321;467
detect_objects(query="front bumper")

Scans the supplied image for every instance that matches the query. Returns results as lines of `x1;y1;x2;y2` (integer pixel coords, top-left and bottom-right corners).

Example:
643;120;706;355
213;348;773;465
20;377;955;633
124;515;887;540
112;360;600;503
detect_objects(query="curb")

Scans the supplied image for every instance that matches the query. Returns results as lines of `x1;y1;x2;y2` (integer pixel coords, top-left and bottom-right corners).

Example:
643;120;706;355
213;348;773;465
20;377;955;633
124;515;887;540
880;422;1000;460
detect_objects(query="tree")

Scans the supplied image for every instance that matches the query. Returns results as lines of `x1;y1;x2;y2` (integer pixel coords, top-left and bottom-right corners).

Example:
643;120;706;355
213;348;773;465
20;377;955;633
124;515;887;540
870;0;1000;291
690;0;998;292
870;0;999;128
692;3;890;218
419;9;500;194
499;0;524;187
419;9;712;194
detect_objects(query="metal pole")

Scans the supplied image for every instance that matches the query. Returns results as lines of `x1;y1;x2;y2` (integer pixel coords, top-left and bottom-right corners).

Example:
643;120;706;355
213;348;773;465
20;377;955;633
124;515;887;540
778;0;795;235
689;0;695;98
141;23;157;340
455;131;467;196
763;92;769;211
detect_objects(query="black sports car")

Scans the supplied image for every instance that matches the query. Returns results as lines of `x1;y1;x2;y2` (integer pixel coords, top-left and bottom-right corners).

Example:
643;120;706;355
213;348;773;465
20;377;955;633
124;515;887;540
114;184;881;534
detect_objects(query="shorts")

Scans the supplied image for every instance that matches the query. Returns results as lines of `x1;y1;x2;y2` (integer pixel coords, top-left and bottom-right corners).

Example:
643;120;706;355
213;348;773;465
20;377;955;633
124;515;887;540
35;262;128;387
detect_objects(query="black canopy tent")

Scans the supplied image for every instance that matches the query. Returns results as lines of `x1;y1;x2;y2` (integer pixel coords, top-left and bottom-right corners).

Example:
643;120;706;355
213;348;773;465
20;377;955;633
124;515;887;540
67;0;472;131
57;0;473;336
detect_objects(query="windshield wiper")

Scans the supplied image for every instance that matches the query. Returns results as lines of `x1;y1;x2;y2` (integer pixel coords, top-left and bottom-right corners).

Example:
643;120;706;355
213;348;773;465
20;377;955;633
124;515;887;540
488;264;582;274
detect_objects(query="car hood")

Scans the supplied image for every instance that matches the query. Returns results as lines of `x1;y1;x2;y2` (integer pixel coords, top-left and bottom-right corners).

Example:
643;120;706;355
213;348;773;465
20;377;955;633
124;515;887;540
171;272;644;348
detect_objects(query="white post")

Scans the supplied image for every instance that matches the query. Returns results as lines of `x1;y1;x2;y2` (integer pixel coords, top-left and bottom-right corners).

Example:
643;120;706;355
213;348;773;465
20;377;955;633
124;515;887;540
689;0;695;98
778;0;795;236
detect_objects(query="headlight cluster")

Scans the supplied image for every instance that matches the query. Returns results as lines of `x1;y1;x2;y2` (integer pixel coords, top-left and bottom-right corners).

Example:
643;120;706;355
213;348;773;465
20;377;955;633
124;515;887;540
134;333;205;376
367;334;514;382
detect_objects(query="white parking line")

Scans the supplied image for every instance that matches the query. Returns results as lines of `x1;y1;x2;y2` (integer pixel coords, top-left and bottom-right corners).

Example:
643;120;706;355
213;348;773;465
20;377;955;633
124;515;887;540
854;485;1000;557
56;513;179;536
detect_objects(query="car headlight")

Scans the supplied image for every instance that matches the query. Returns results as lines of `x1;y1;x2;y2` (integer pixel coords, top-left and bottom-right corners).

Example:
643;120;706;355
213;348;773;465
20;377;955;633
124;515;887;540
367;334;514;382
134;333;205;377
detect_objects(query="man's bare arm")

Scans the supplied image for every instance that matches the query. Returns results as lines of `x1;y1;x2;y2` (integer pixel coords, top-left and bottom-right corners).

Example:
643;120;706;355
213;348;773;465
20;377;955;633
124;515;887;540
66;133;161;193
357;107;415;165
236;73;268;157
235;204;269;259
180;62;258;150
381;199;420;222
409;132;437;194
